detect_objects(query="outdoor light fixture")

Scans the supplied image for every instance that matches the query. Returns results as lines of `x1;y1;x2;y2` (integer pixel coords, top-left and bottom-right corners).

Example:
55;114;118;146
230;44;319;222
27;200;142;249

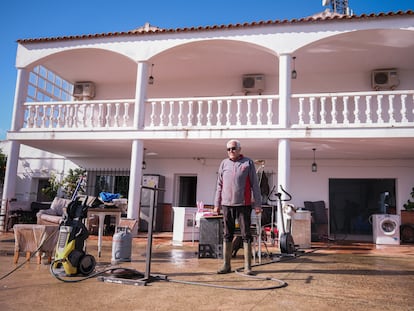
148;64;154;85
142;148;147;169
291;56;297;79
312;148;317;172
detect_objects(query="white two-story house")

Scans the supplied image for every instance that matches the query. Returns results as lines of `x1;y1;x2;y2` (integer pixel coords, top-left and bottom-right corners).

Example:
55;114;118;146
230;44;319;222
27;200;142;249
1;8;414;240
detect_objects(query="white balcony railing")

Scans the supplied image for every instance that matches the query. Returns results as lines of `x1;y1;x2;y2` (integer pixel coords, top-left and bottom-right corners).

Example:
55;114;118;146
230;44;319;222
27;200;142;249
23;99;135;129
21;90;414;132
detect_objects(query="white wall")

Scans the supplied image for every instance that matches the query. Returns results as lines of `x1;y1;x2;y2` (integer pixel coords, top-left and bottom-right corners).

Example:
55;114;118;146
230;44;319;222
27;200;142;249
3;140;413;213
142;157;414;214
0;141;79;202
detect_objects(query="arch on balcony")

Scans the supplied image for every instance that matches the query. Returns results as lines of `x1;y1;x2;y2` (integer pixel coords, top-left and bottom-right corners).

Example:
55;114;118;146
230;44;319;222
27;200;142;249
146;39;279;97
25;48;139;100
289;28;414;93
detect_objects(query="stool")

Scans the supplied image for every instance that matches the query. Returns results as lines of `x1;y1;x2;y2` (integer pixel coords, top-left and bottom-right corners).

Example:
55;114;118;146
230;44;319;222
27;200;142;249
13;224;59;264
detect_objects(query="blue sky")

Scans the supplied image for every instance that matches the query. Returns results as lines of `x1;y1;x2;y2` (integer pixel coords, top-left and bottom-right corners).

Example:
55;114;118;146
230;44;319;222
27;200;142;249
0;0;412;140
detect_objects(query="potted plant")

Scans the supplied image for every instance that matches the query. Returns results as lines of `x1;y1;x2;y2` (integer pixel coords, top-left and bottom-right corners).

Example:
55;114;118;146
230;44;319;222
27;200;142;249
402;187;414;225
403;187;414;211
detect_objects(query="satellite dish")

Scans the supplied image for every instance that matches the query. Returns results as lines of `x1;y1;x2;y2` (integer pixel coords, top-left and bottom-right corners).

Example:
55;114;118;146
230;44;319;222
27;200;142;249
322;0;331;6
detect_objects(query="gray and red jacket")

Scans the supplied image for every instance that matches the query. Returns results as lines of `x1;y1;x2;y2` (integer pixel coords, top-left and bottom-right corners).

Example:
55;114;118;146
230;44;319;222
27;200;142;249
214;155;261;208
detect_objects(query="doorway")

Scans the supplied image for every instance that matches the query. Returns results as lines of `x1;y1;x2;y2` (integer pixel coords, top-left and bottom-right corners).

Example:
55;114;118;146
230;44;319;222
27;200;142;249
329;178;396;240
176;175;197;207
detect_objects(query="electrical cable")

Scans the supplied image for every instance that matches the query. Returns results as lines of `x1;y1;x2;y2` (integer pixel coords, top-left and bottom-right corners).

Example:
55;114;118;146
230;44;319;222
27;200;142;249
49;263;140;283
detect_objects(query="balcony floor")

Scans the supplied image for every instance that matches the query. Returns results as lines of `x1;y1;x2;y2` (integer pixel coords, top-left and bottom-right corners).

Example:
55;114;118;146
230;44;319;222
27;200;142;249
0;231;413;310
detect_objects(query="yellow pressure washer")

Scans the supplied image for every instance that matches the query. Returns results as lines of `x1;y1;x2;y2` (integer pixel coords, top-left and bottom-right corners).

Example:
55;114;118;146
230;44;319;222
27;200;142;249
51;179;96;277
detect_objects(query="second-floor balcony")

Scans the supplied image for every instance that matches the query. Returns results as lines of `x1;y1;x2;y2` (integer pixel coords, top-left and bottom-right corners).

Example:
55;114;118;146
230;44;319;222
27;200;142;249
21;90;414;135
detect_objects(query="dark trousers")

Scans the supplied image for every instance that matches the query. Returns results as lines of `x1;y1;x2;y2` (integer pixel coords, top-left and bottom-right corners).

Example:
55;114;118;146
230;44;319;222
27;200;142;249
222;205;252;243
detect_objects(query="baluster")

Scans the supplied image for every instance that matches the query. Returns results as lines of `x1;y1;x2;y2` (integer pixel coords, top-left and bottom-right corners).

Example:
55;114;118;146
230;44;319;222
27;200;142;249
388;95;395;123
90;104;96;127
256;99;263;126
160;101;166;126
343;96;349;124
266;98;273;125
52;105;57;128
206;100;213;126
187;101;194;127
246;99;252;126
44;105;50;128
62;105;68;128
67;105;73;128
331;97;338;125
81;104;86;127
400;95;408;123
106;103;112;127
53;105;62;128
236;99;242;126
72;104;78;128
365;96;372;124
320;97;327;125
48;105;54;128
298;98;304;125
58;105;64;128
376;95;384;123
123;102;130;127
114;103;120;127
149;102;156;127
197;100;203;126
309;97;315;124
226;100;232;126
177;101;183;127
26;106;34;128
168;101;174;127
216;100;223;126
98;103;104;127
354;96;360;124
64;105;71;128
33;106;40;128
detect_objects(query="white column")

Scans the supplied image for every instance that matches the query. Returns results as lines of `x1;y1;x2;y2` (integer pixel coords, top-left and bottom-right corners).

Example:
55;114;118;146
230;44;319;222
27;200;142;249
127;139;144;221
277;54;293;239
133;61;149;129
2;142;20;201
277;139;291;236
1;68;28;229
278;54;292;128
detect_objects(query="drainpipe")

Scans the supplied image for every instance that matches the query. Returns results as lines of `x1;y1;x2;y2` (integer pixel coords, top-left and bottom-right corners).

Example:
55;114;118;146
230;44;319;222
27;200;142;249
1;68;28;230
277;54;292;238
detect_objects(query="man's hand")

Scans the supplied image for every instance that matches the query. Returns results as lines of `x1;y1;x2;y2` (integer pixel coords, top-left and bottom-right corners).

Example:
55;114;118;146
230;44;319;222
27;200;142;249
213;206;221;214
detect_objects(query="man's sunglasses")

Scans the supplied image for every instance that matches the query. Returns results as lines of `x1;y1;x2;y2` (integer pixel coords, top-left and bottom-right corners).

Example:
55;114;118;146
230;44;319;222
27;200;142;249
227;147;238;152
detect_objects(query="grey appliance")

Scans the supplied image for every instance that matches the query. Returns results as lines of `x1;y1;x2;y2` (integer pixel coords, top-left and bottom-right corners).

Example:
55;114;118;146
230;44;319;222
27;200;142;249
139;174;165;232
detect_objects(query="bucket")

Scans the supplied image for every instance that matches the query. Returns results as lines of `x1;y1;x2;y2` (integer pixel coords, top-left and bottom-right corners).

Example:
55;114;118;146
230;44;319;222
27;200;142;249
111;227;132;264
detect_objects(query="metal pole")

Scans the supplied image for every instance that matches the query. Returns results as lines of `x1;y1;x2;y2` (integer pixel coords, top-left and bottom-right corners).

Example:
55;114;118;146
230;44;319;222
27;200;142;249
143;185;156;281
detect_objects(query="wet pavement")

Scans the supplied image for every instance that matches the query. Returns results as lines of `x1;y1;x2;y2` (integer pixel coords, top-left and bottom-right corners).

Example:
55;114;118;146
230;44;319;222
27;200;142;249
0;231;413;311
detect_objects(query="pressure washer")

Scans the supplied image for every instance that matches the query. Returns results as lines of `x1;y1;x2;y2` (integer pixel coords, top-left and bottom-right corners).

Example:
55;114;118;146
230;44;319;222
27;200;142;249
50;177;96;277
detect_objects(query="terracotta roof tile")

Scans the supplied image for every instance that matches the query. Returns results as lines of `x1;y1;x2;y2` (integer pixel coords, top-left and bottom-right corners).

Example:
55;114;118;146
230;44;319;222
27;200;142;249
17;10;414;44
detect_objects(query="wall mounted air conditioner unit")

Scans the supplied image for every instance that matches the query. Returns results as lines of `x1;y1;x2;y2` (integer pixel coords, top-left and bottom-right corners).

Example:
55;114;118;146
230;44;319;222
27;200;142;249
72;82;95;100
371;69;399;90
242;74;265;94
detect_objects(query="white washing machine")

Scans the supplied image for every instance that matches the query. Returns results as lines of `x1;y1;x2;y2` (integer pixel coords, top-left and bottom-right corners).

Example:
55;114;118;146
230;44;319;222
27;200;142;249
372;214;400;245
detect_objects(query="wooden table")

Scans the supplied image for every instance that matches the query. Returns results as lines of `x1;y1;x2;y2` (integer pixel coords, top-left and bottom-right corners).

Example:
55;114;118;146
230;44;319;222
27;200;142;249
13;224;59;264
87;208;122;257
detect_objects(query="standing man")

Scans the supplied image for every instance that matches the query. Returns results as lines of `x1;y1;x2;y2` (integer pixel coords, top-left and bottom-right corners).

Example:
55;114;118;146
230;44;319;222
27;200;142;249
214;139;262;275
